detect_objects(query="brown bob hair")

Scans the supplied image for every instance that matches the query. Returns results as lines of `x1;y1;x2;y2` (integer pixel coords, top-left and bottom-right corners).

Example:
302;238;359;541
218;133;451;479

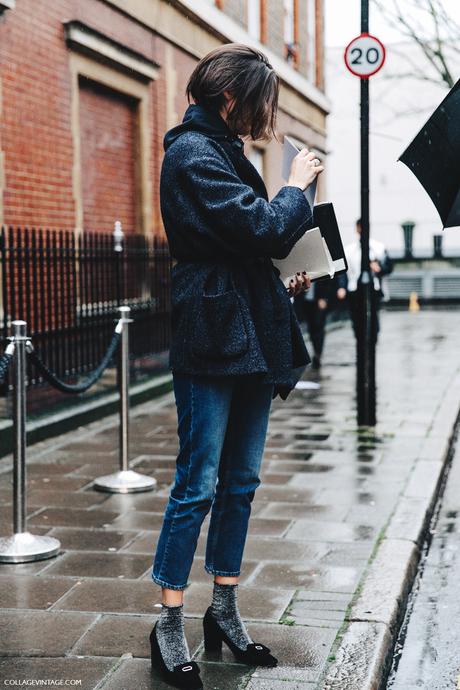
186;43;280;141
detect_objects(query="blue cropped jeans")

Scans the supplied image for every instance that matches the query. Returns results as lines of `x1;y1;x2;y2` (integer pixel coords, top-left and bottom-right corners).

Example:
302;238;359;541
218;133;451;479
152;372;274;590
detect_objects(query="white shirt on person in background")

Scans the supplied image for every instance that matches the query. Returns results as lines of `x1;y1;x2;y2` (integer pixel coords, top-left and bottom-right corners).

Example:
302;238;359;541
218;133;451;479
344;236;389;297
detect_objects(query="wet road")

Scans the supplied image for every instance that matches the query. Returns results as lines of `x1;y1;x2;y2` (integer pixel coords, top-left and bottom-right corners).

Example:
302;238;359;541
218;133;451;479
387;431;460;689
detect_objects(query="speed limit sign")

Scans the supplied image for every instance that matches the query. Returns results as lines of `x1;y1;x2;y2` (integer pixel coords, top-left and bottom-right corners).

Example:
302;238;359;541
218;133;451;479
344;33;386;77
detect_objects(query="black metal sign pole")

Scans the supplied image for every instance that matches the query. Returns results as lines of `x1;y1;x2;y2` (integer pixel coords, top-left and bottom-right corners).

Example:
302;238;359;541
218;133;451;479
356;0;377;426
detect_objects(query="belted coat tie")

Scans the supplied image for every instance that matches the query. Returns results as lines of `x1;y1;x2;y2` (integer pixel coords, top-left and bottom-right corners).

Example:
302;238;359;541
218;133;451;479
160;104;314;399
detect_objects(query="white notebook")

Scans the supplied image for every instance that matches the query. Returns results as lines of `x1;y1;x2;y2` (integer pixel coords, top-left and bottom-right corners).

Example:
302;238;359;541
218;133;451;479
272;227;335;285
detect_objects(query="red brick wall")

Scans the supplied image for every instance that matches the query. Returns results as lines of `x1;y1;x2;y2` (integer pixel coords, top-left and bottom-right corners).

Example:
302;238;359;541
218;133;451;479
0;0;163;233
0;2;76;229
79;78;137;234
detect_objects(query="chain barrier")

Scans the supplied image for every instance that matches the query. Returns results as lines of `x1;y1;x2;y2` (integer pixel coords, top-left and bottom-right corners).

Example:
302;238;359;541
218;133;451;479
26;328;121;394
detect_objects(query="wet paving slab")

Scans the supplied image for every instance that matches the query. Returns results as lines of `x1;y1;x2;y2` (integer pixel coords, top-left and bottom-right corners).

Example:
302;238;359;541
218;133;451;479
0;311;459;689
41;550;153;579
250;562;362;593
50;578;163;614
27;506;122;529
45;527;139;551
0;610;98;656
0;574;77;609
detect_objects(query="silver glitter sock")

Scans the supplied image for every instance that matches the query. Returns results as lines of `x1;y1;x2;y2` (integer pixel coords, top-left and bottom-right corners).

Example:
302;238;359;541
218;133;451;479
210;583;252;651
156;604;190;671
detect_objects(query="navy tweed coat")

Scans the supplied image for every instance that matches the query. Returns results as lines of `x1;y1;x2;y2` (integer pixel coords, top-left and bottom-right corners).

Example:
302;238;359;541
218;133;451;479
160;104;314;399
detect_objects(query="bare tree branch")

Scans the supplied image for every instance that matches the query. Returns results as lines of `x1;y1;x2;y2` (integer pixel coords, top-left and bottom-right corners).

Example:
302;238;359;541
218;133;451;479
391;44;440;77
378;71;446;86
427;0;455;86
371;0;457;88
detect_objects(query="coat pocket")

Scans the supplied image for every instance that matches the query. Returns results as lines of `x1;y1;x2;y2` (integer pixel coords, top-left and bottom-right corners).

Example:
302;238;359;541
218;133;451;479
190;290;249;360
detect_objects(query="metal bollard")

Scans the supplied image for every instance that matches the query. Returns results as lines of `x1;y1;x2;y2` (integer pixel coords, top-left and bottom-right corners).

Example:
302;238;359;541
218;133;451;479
0;321;61;562
93;307;156;493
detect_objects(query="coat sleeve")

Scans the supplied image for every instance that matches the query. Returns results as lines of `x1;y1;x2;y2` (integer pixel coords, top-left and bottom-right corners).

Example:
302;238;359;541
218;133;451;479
176;137;314;260
379;250;394;277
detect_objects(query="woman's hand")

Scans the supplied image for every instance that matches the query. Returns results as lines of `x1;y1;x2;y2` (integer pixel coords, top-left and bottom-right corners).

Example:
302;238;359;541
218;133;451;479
288;148;324;191
287;271;311;297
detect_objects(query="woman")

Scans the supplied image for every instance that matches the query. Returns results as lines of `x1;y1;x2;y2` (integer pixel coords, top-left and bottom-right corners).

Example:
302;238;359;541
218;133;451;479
150;43;324;690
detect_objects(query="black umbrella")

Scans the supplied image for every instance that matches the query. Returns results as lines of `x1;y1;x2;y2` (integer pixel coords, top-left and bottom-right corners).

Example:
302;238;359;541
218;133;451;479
398;78;460;228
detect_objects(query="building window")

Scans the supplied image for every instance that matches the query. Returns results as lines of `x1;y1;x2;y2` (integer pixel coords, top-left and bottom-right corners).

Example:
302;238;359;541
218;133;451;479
249;147;265;179
307;0;317;83
66;31;156;236
247;0;261;41
79;78;138;233
284;0;299;67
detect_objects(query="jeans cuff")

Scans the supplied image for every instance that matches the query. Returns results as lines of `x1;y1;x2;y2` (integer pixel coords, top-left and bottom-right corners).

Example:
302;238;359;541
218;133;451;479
152;573;190;590
204;565;241;577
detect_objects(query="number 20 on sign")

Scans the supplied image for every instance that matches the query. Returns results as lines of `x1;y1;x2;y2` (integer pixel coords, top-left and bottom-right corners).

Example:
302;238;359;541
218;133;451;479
344;32;386;78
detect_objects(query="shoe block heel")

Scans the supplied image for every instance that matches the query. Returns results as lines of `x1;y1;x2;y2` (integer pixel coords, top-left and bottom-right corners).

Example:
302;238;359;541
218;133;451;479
149;624;165;671
202;609;278;668
203;610;223;652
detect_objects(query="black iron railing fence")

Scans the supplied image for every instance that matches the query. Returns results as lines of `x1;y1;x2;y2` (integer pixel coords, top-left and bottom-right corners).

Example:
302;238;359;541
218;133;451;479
0;226;172;391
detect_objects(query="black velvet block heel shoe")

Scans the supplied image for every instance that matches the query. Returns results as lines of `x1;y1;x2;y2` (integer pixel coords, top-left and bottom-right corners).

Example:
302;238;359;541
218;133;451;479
203;607;278;667
149;622;203;690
